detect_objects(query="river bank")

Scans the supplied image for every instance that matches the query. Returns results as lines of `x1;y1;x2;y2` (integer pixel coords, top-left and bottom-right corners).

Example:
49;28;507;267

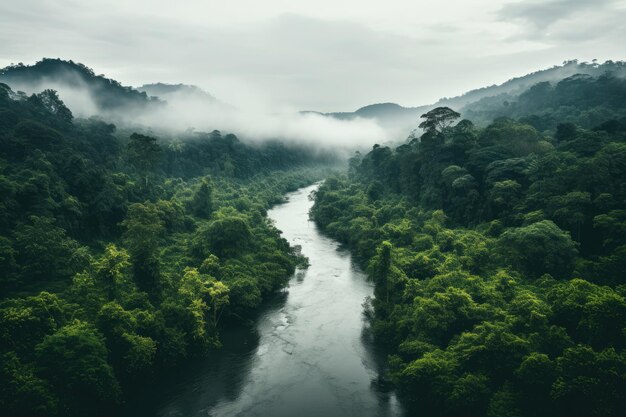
123;183;403;417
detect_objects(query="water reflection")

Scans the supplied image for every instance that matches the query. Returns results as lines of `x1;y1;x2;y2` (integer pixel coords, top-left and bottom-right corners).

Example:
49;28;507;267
123;184;404;417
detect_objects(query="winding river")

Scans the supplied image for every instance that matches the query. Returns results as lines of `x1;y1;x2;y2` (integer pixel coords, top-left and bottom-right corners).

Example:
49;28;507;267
125;184;404;417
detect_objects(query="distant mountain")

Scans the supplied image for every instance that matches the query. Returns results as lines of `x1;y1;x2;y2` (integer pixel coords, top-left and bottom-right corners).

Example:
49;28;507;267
138;82;233;114
301;103;429;133
4;58;625;135
0;59;232;123
0;59;234;123
321;60;626;130
462;71;626;130
441;60;625;109
0;58;162;117
322;103;429;128
138;83;217;102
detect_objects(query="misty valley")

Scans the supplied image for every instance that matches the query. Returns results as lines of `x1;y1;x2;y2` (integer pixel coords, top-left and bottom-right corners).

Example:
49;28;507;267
1;56;626;417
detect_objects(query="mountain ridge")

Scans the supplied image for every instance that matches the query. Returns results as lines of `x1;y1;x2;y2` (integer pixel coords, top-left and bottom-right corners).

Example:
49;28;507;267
319;60;626;128
2;58;626;133
0;58;161;116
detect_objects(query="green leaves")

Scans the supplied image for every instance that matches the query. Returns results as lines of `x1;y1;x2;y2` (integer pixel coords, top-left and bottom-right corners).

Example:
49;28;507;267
13;215;81;284
311;135;626;417
551;346;626;417
177;267;230;348
126;133;161;176
35;320;121;415
0;79;333;417
94;244;131;300
191;176;214;218
0;351;58;417
121;202;165;296
498;221;578;279
192;210;252;258
122;203;165;259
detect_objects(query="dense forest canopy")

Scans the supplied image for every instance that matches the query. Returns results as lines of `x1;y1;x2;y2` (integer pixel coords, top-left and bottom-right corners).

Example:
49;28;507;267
312;91;626;416
0;81;338;416
462;70;626;129
2;55;626;417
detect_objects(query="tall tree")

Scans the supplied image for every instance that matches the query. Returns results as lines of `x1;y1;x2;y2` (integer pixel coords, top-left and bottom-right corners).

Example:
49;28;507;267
419;107;461;134
121;203;164;296
126;133;161;186
192;177;214;218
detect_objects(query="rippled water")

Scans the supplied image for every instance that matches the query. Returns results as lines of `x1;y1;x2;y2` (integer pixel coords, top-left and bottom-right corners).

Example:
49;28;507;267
125;184;404;417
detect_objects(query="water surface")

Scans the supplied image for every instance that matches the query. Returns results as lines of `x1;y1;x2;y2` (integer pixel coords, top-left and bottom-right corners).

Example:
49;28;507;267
127;184;403;417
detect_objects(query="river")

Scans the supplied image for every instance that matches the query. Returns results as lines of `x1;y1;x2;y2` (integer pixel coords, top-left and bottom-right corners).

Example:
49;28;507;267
124;183;404;417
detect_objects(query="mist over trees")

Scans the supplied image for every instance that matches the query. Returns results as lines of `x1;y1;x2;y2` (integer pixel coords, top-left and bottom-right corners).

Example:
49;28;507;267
0;59;391;149
0;58;162;115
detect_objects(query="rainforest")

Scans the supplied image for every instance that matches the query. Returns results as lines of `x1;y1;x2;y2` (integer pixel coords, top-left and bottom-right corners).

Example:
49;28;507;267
1;2;626;416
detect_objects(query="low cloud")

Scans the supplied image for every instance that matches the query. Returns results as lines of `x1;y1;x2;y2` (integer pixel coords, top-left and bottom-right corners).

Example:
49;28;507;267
10;80;401;152
131;92;396;150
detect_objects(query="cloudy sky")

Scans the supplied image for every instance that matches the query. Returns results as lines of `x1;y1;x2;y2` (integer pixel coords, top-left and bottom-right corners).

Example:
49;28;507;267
1;0;624;112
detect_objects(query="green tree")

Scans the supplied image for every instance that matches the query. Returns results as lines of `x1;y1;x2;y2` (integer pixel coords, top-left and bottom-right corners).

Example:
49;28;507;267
207;280;229;328
419;107;461;134
547;192;591;241
13;216;80;284
0;236;18;292
177;267;230;347
36;89;73;124
94;244;131;300
35;321;121;416
487;180;522;221
552;345;626;417
192;177;214;218
498;220;578;279
127;133;161;186
193;213;252;258
369;241;393;305
122;203;165;295
0;351;58;417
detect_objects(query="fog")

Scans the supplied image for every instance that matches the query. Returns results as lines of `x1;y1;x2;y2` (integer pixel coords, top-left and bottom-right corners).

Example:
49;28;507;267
8;78;100;117
9;78;405;151
132;91;398;149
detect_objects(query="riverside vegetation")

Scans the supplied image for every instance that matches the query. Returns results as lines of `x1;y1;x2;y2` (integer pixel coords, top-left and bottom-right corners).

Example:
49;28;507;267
0;82;336;416
312;74;626;417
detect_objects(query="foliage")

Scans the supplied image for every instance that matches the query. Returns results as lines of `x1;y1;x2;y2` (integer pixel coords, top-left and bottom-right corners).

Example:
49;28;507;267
419;107;461;134
462;72;626;131
312;90;626;417
0;82;337;416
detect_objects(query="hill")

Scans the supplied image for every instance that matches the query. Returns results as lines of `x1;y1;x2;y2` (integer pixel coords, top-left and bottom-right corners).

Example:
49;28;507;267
0;58;162;117
321;60;626;131
0;59;233;127
138;83;217;102
323;102;429;128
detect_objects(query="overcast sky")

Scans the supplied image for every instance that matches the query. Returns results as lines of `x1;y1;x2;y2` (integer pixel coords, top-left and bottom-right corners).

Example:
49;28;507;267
0;0;624;112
